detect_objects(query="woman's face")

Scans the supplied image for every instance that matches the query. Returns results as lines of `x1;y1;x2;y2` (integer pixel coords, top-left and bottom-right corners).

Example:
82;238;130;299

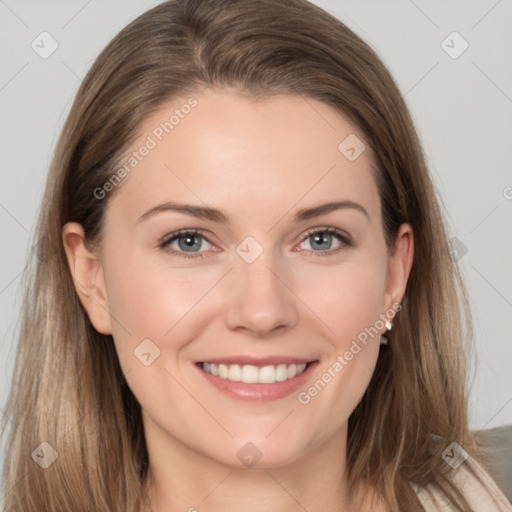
65;89;412;469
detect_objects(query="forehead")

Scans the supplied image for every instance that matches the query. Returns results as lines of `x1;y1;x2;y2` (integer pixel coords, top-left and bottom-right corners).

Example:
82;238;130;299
107;89;381;228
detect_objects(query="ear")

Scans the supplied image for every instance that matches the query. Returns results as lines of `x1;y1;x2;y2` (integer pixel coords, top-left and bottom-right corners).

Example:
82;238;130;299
382;222;414;314
62;222;112;335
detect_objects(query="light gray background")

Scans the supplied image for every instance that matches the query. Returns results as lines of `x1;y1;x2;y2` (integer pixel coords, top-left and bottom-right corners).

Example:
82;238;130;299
1;0;511;476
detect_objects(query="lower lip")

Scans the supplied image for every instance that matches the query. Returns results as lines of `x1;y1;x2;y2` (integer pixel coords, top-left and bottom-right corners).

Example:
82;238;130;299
196;362;319;402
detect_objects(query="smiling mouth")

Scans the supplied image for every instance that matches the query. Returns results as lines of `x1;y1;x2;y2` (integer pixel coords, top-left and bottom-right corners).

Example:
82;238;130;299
199;362;313;384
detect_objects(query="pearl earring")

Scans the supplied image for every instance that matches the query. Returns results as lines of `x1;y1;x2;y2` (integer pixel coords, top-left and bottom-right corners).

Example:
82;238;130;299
380;319;393;346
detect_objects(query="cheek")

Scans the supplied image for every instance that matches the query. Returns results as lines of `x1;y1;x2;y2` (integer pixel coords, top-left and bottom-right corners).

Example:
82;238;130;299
280;257;388;451
295;255;388;346
104;244;388;368
103;251;224;357
102;257;224;410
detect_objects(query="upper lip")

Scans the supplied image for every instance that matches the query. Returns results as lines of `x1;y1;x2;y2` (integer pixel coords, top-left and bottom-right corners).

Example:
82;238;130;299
198;356;317;367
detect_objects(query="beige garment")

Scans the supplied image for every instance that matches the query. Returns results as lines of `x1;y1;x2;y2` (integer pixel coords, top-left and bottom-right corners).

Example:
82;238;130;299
415;454;512;511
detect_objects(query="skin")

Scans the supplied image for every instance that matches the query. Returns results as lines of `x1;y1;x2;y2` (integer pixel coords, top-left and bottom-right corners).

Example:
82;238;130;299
63;89;413;511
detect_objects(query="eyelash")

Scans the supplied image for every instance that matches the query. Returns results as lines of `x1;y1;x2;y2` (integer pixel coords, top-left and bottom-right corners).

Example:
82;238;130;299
158;227;352;260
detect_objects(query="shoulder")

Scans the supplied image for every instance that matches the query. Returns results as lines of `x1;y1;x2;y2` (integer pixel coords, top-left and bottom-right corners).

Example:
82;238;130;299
413;454;512;511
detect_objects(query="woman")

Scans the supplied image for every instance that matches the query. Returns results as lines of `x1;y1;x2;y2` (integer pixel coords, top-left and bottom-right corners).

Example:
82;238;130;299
2;0;510;510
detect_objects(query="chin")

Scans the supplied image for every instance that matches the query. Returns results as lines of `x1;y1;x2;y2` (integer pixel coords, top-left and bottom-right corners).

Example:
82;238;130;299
209;436;312;471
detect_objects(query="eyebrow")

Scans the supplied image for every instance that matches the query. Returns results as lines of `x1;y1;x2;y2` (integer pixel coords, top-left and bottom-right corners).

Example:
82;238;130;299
138;200;370;224
294;201;369;222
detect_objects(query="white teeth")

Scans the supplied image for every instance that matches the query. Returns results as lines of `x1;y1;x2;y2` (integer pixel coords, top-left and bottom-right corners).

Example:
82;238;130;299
228;364;242;382
275;364;288;382
241;365;259;383
202;362;309;383
259;365;275;384
218;364;228;379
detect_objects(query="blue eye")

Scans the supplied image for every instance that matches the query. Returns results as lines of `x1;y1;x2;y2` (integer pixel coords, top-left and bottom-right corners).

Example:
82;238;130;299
159;230;213;258
298;228;351;256
159;227;351;260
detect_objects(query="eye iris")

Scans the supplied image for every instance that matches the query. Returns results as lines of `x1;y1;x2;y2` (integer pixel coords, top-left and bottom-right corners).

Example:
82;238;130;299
310;232;333;250
178;234;202;252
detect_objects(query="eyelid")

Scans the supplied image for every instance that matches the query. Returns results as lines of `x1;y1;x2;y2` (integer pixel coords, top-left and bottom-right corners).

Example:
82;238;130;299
299;226;352;244
159;228;212;246
158;228;217;259
295;226;352;256
158;226;352;259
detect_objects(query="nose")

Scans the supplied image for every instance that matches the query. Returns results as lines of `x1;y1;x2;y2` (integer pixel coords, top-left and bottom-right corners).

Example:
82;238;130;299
224;252;299;338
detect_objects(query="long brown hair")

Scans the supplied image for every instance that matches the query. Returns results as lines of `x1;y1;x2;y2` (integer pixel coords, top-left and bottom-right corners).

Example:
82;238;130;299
2;0;481;510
